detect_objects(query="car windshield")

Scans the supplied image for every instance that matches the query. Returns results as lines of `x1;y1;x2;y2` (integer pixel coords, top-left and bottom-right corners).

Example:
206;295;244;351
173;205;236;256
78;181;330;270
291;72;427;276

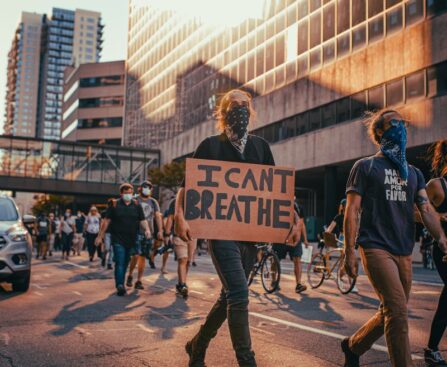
0;198;19;221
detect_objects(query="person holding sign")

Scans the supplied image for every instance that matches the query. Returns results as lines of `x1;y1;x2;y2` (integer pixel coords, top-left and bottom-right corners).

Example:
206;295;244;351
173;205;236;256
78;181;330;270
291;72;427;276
175;89;299;367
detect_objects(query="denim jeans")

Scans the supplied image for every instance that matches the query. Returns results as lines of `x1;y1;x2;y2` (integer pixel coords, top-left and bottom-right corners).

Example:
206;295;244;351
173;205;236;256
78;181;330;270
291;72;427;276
192;240;258;366
112;243;132;288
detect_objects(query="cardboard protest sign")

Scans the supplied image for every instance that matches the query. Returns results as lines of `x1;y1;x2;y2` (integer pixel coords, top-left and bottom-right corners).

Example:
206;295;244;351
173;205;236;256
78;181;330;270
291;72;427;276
184;158;295;243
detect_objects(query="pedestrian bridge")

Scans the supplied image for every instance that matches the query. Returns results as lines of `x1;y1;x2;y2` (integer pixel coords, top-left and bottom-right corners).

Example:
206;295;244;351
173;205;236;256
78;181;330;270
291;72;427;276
0;135;160;197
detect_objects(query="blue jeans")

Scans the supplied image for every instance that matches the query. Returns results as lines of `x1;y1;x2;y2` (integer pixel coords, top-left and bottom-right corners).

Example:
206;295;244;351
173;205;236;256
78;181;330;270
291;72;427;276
112;243;132;288
191;240;258;366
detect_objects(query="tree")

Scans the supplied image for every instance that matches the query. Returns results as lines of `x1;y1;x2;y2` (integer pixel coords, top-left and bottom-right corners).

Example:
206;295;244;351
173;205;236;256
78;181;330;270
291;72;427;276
148;161;185;196
31;194;73;216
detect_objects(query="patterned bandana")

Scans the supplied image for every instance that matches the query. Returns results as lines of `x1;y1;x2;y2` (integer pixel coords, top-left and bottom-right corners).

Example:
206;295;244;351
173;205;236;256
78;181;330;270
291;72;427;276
224;105;250;154
380;119;408;180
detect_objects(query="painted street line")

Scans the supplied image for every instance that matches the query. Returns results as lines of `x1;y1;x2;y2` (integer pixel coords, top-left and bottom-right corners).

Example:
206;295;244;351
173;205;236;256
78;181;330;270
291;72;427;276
412;290;440;295
250;312;423;360
74;327;92;336
65;261;88;269
413;280;442;287
33;291;44;296
251;326;275;336
72;291;83;296
137;324;156;333
32;284;47;289
189;290;204;295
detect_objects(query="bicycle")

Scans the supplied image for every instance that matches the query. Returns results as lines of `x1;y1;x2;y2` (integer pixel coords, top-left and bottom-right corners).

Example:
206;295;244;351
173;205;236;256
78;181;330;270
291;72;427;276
247;243;281;293
307;232;356;294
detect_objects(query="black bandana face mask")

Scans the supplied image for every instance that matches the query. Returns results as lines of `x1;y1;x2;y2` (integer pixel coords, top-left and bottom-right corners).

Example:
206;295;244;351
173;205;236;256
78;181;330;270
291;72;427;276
225;105;250;140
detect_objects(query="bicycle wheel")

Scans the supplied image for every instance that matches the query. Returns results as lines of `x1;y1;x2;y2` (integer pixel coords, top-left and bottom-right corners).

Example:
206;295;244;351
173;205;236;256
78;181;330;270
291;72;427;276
261;252;281;293
336;254;357;294
307;253;326;289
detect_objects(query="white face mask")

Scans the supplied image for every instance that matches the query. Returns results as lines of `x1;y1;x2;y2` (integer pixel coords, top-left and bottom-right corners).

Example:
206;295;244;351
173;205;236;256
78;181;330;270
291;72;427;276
122;193;133;202
142;187;151;196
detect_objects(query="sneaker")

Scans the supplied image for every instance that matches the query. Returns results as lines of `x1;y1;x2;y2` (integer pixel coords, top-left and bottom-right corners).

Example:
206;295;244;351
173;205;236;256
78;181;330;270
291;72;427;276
180;283;188;298
126;275;133;287
341;338;359;367
107;264;113;270
135;280;144;290
192;261;197;267
425;348;447;366
295;284;307;294
149;259;156;269
49;251;53;257
117;285;126;296
185;340;207;367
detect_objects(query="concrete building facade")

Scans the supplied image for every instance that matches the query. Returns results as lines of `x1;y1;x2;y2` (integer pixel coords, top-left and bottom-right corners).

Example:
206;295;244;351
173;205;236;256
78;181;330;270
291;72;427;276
61;60;125;145
125;0;447;225
3;8;103;140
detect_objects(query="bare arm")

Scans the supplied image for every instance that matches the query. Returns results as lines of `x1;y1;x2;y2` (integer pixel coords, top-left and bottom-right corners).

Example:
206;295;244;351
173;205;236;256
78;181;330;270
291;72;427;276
140;219;151;238
165;214;174;235
343;192;362;277
155;212;164;239
97;218;110;240
301;218;308;244
416;189;447;253
325;221;336;234
174;188;192;241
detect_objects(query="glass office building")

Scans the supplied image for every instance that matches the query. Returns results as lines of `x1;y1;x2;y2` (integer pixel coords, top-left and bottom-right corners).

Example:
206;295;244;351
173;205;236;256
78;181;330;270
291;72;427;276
125;0;447;224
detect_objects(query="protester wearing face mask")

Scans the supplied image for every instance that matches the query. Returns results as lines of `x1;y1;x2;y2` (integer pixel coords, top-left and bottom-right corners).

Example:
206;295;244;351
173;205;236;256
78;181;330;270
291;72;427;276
85;207;101;262
95;183;150;296
175;89;299;367
341;110;447;367
126;181;163;290
60;208;75;260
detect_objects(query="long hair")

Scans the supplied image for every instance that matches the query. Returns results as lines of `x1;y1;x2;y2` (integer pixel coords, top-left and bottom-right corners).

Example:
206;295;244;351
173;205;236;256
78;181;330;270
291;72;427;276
215;89;256;133
429;140;447;177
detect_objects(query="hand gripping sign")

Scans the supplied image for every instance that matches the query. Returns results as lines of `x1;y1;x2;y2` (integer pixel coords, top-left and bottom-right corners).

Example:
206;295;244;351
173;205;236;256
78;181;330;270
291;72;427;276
184;158;295;243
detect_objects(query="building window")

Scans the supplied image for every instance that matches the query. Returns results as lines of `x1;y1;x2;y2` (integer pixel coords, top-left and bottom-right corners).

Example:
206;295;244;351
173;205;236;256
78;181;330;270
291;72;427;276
275;34;285;66
426;0;447;16
265;41;275;72
386;0;401;8
310;47;322;69
337;0;350;33
310;0;322;12
352;0;367;26
247;53;255;80
265;72;275;93
427;62;447;97
405;70;425;100
368;0;384;18
298;19;308;54
79;96;123;108
337;33;350;58
405;0;424;26
286;60;297;83
282;116;296;138
256;47;265;77
276;66;285;87
323;3;335;41
298;0;309;19
336;97;350;123
323;40;335;64
386;78;404;106
352;24;366;50
322;103;336;127
368;85;385;110
309;11;322;48
287;4;297;26
351;91;367;119
386;6;403;34
297;54;308;77
368;15;384;43
309;108;321;131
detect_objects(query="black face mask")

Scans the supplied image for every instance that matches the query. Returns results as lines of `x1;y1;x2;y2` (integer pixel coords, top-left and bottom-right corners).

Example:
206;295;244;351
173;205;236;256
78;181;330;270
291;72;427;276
226;106;250;140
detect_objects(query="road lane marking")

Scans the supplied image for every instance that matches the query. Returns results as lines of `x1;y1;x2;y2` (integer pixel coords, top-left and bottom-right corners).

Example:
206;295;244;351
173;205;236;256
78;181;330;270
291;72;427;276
413;280;442;287
249;312;423;360
34;291;44;296
1;333;10;346
137;324;156;333
72;291;82;296
74;327;92;336
65;261;88;269
412;290;440;295
32;284;47;289
190;290;204;295
251;326;275;336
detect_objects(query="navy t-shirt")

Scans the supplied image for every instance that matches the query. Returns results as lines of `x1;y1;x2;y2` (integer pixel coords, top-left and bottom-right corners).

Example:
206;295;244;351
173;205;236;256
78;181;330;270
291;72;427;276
346;155;426;256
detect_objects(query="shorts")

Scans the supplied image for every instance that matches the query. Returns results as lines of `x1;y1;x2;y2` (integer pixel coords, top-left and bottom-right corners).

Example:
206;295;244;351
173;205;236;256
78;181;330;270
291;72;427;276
36;235;48;243
130;233;153;257
173;236;197;260
273;242;303;260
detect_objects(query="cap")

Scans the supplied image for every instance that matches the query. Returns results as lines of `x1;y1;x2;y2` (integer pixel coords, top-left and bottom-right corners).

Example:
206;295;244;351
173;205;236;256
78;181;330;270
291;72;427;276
140;180;153;188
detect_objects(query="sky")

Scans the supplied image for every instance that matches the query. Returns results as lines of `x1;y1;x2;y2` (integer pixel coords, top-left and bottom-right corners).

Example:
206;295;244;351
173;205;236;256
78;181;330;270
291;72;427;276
0;1;129;132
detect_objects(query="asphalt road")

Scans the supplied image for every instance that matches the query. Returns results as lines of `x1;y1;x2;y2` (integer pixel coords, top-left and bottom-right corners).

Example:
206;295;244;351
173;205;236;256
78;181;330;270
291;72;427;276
0;251;444;367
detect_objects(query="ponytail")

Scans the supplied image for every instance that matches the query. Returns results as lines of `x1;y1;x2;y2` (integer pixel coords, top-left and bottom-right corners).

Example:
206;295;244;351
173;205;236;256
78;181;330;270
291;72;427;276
429;140;447;177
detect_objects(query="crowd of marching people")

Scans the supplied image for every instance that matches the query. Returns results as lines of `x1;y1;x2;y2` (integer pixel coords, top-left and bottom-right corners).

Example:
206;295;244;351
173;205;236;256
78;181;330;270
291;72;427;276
26;89;447;367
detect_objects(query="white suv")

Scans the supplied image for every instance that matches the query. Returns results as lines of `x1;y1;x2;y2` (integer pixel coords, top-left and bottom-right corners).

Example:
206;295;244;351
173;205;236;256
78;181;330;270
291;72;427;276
0;196;33;292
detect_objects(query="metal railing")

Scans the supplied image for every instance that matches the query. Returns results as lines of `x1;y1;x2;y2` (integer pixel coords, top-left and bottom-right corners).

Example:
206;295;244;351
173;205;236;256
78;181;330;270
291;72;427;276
0;135;160;186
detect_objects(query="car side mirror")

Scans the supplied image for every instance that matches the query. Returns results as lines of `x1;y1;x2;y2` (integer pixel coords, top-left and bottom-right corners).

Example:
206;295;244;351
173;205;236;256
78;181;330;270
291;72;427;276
22;214;36;225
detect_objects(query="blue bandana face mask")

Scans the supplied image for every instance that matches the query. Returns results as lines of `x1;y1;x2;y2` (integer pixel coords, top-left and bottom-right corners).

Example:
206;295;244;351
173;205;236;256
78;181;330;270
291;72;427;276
380;119;408;180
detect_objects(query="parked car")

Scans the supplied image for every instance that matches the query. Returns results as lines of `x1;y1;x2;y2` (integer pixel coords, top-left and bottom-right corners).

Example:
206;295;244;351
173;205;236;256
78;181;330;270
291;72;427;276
0;196;34;292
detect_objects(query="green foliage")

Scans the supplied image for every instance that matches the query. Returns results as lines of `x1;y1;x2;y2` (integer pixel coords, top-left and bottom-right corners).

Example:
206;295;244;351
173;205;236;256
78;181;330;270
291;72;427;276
148;161;185;194
31;194;73;216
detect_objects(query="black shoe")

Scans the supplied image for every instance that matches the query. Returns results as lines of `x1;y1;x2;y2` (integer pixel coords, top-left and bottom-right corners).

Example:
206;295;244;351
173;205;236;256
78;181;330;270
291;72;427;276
149;259;155;269
135;280;144;290
341;338;359;367
49;251;52;257
89;257;93;262
42;256;47;260
185;340;207;367
425;348;447;366
192;261;197;267
117;285;126;296
107;264;113;270
180;284;189;298
295;284;307;294
101;256;106;267
126;275;133;287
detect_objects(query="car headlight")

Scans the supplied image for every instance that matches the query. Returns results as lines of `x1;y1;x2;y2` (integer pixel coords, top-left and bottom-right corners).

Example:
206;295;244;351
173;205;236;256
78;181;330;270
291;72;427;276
8;231;28;242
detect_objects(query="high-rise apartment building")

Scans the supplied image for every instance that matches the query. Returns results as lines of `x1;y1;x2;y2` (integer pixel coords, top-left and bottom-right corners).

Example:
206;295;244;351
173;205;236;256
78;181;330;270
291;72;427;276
4;12;44;137
3;8;103;140
125;0;447;225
